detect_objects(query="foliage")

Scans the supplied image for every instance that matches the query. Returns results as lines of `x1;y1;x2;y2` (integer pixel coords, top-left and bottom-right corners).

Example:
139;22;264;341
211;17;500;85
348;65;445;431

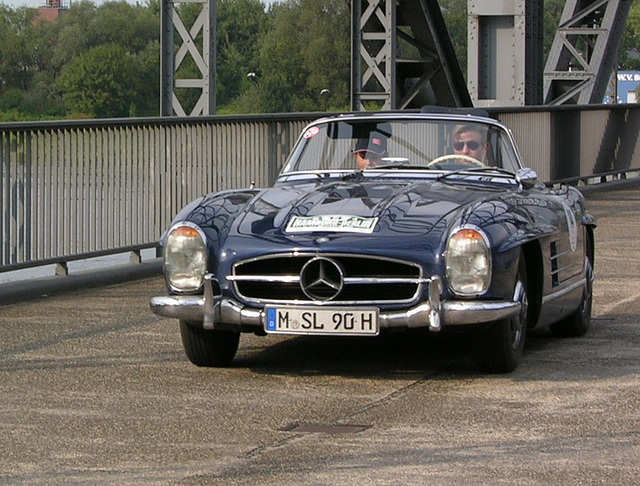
439;0;468;75
58;44;141;117
0;6;39;93
620;1;640;70
543;0;566;60
217;0;268;106
0;0;160;119
245;0;350;113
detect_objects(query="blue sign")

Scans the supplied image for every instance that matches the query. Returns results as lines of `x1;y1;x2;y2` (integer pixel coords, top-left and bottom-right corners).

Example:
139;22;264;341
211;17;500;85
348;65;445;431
606;71;640;103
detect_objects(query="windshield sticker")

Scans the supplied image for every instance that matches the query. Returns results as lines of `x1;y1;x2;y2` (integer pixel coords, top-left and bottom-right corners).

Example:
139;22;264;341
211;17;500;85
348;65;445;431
303;126;320;139
286;215;378;234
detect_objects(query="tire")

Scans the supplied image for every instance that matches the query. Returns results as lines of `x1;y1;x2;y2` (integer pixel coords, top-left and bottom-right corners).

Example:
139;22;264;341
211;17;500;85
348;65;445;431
549;240;593;338
179;320;240;367
474;251;528;373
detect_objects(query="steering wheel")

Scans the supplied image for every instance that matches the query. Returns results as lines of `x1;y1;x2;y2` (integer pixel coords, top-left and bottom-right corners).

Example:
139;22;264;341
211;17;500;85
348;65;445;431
427;154;485;168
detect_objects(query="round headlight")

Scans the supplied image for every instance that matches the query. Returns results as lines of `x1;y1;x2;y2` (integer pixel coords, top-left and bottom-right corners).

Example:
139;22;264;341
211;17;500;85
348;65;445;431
164;223;207;292
446;227;491;296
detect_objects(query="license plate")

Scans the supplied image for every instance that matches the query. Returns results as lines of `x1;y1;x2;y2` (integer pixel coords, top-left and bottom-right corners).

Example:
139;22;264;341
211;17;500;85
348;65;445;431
265;306;379;336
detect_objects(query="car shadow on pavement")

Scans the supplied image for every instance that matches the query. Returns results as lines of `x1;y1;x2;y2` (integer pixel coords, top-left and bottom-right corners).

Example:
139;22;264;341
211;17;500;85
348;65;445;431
227;315;632;381
234;329;479;378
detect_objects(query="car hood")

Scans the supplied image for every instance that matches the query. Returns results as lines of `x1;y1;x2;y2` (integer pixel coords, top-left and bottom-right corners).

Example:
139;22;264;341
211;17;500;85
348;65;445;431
234;177;508;241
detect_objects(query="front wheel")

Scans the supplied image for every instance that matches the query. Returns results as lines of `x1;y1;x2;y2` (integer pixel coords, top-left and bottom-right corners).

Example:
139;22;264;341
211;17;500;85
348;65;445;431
474;251;528;373
179;320;240;367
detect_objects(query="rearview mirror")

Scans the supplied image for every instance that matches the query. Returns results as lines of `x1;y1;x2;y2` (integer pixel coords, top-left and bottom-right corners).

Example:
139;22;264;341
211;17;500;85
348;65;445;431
517;168;538;188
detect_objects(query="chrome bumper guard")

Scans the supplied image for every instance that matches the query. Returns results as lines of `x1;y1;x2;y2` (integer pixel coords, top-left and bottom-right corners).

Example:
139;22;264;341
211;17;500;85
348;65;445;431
150;275;522;332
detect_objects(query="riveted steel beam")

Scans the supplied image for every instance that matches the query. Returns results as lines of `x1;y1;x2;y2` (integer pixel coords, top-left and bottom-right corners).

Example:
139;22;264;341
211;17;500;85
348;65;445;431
161;0;216;116
543;0;632;105
467;0;543;107
351;0;471;111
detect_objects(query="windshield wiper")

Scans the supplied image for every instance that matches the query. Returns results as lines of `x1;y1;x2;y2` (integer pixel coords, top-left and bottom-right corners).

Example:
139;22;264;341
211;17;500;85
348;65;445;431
341;170;365;181
436;166;515;181
369;163;432;170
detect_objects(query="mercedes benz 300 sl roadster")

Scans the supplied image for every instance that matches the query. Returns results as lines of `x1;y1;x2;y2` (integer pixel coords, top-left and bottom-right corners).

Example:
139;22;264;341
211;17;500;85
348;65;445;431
151;108;595;373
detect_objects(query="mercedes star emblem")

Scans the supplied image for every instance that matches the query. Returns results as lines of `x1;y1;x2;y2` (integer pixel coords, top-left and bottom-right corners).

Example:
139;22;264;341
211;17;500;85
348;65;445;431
300;257;344;301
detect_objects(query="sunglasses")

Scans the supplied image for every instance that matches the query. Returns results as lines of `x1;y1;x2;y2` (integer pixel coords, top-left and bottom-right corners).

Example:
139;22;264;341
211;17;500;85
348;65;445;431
454;140;482;151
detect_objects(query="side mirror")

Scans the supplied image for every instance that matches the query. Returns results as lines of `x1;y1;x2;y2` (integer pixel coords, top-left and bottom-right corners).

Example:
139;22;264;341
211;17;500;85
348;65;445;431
516;168;538;189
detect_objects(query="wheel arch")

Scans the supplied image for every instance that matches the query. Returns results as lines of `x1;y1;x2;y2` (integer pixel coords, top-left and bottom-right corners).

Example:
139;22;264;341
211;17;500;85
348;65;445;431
585;223;595;264
521;239;543;330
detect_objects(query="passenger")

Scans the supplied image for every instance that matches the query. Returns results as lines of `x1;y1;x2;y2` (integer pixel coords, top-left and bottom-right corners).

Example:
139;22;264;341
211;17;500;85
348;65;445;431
353;133;388;169
452;124;489;164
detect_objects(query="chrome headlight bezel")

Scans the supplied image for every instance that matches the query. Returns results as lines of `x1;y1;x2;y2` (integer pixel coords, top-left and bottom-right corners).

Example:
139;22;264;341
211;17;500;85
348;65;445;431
163;222;208;293
445;225;492;297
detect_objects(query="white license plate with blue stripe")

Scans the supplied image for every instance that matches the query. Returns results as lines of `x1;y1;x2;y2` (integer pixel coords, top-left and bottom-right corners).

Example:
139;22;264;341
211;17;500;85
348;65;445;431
265;306;379;336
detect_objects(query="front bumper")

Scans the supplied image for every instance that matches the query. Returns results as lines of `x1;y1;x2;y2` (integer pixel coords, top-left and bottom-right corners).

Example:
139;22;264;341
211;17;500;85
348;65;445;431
150;275;522;332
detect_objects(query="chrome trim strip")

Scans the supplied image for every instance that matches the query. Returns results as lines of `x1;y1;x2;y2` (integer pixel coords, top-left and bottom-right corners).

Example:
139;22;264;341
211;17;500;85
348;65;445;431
550;249;571;260
227;275;427;285
150;295;521;329
150;295;205;321
151;275;522;331
203;275;218;330
428;276;443;331
232;251;423;271
542;277;586;305
227;275;300;283
231;254;424;305
343;277;425;284
550;261;582;276
442;301;521;325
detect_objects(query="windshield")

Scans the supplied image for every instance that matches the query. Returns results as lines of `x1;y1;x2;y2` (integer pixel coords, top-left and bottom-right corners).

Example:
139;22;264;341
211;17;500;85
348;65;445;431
281;118;522;175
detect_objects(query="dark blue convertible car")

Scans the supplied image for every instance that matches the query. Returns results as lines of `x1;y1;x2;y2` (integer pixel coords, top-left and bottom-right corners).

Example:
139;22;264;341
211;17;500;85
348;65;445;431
151;109;595;373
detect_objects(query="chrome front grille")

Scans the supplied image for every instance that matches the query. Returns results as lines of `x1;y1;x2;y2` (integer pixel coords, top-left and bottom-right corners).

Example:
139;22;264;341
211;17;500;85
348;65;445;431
230;254;422;304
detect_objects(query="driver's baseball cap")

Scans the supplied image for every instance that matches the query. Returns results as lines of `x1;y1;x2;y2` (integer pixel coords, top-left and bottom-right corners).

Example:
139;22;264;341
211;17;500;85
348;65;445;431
354;134;388;155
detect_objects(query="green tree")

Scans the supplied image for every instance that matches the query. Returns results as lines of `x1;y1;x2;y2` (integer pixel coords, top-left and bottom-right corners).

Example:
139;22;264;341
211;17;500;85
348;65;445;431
440;0;468;75
620;1;640;70
0;6;40;93
58;43;143;117
136;40;161;116
253;3;309;112
244;0;350;113
46;1;99;71
89;1;158;53
217;0;268;108
0;1;161;119
543;0;565;60
42;1;158;71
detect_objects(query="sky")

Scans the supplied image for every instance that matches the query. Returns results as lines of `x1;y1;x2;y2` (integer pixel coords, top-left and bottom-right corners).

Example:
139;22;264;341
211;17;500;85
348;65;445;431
1;0;278;9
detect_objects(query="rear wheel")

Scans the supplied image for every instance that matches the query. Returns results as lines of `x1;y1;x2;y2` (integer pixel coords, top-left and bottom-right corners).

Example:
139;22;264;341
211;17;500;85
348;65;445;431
474;251;528;373
179;320;240;367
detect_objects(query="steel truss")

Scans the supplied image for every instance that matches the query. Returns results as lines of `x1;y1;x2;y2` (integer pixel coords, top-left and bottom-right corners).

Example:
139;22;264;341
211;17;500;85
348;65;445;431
158;0;632;115
544;0;632;105
161;0;216;116
351;0;471;110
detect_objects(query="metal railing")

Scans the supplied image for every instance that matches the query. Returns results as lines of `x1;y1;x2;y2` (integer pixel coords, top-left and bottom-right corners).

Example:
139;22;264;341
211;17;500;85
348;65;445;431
1;105;639;273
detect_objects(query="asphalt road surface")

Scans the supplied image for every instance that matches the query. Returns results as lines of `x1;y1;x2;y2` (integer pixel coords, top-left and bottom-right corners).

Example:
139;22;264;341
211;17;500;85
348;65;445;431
1;184;639;485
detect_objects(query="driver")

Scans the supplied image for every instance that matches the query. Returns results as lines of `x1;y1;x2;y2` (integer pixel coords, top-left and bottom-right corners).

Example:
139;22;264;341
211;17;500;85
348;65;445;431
452;124;488;164
353;134;388;169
